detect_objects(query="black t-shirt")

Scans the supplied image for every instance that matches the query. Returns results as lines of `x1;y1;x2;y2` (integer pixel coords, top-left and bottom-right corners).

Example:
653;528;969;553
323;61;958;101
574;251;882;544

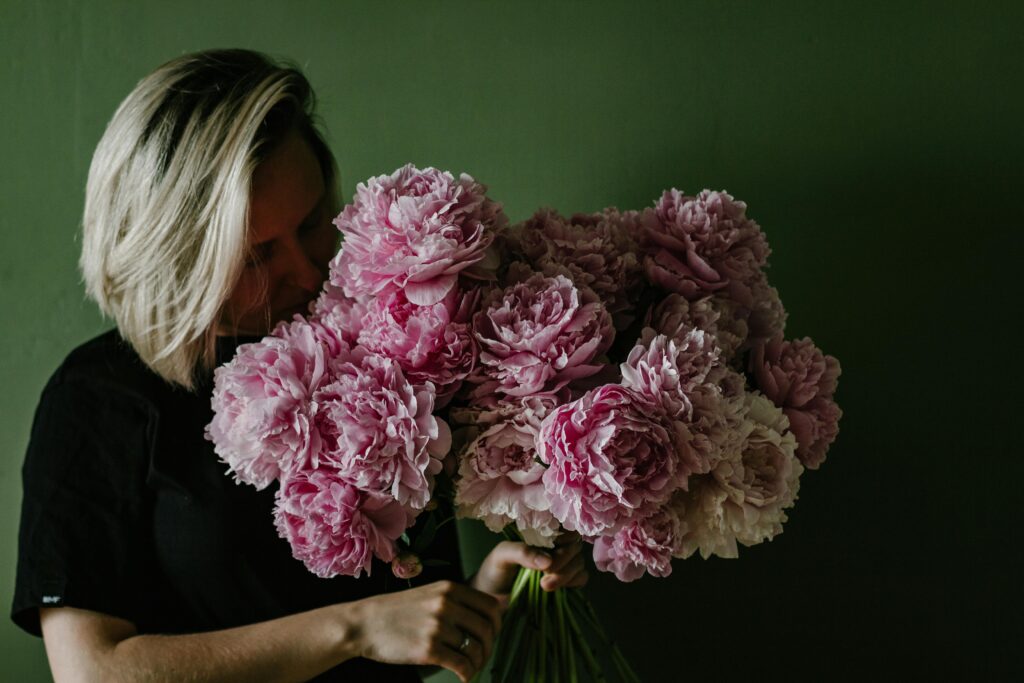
11;329;462;681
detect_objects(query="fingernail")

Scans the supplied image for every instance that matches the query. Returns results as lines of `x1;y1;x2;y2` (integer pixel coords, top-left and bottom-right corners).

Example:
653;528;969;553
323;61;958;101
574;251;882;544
534;551;552;569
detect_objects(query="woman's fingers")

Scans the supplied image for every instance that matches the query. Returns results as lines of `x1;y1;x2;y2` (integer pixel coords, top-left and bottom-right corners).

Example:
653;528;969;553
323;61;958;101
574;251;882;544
491;540;553;571
542;551;587;591
545;534;583;573
428;641;475;683
448;582;503;636
554;531;582;546
443;601;496;665
471;540;553;596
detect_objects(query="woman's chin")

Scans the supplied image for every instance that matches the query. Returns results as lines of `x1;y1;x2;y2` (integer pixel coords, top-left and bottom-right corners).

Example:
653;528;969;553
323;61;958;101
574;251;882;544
216;301;315;337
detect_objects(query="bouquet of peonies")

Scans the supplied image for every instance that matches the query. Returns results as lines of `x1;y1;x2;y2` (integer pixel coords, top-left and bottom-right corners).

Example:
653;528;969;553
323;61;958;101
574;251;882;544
206;164;843;681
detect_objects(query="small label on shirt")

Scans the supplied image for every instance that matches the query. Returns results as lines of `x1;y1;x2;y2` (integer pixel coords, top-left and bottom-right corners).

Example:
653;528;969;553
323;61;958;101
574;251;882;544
42;595;62;604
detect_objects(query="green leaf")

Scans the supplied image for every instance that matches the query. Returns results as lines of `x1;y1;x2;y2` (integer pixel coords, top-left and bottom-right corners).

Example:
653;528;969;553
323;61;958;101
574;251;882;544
411;511;439;554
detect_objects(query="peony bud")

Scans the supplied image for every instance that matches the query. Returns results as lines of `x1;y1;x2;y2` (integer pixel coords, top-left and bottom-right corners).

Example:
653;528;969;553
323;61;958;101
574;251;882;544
391;552;423;580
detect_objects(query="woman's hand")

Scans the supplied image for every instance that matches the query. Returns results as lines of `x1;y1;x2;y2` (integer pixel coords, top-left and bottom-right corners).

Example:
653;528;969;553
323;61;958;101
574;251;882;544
471;532;590;598
351;579;502;683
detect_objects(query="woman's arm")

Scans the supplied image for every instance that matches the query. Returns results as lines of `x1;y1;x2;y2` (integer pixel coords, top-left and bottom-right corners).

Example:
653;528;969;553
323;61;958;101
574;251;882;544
41;579;502;683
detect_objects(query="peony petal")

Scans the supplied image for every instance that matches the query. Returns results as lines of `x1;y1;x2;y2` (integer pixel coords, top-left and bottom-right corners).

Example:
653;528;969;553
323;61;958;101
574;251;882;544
404;274;458;305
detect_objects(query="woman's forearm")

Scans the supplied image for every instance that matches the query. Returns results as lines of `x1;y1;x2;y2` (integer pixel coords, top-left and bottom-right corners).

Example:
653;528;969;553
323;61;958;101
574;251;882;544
43;602;366;683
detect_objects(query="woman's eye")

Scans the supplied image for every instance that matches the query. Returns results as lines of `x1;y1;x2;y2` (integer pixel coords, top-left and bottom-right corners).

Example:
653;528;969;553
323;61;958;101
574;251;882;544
245;243;274;268
299;206;326;235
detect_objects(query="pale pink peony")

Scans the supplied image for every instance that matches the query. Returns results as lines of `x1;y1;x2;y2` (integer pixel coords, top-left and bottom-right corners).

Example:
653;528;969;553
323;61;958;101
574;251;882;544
273;470;409;578
513;207;645;331
673;391;803;559
749;335;842;469
536;384;695;537
592;507;683;582
206;319;333;489
642;189;769;308
330;165;507;306
356;286;479;407
312;346;451;511
312;283;368;349
471;264;614;398
454;395;560;548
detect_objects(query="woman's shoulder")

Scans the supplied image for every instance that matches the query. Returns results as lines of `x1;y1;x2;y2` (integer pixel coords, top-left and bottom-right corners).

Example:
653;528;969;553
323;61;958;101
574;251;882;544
44;328;173;406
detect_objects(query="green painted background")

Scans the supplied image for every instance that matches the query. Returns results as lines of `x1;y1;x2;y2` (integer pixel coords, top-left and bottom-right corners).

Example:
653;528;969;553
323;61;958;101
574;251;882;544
1;0;1020;679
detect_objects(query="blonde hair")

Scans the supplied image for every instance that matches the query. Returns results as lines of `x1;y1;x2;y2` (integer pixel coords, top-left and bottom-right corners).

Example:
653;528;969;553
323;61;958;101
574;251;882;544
81;49;336;389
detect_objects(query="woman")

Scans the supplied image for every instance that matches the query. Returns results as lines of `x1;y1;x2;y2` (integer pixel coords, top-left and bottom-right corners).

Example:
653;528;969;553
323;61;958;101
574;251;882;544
11;49;588;683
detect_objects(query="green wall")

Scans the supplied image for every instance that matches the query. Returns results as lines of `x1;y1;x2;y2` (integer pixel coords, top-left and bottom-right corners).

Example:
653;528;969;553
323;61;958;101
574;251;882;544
1;0;1020;679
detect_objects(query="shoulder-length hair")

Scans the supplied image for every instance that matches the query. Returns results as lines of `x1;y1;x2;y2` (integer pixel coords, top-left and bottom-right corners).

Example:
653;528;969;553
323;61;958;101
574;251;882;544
80;48;337;389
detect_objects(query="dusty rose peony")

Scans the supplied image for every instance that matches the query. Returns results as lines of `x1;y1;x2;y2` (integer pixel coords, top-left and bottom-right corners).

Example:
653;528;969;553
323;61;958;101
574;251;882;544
207;319;333;489
471;264;614;398
356;286;479;407
592;507;683;582
537;384;695;537
642;189;769;308
312;346;451;511
273;470;409;578
673;391;803;559
512;207;645;331
391;551;423;579
646;293;746;363
330;164;507;306
454;395;560;548
749;335;842;469
736;272;788;354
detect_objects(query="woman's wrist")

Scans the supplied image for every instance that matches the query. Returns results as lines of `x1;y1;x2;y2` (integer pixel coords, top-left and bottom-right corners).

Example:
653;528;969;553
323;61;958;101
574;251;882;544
327;600;366;664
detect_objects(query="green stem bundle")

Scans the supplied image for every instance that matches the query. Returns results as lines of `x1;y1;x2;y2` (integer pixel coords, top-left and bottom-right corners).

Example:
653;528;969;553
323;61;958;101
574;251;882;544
485;566;642;682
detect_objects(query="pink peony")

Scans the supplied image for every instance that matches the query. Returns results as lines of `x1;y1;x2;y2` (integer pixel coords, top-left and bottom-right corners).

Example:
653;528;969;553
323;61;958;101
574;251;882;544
642;189;769;308
513;207;645;330
330;165;507;306
536;384;694;537
454;395;560;548
620;328;720;422
749;335;842;469
471;264;614;398
312;346;451;511
356;286;479;407
673;391;803;559
621;331;749;477
312;283;368;349
273;470;409;578
592;507;683;582
206;319;333;489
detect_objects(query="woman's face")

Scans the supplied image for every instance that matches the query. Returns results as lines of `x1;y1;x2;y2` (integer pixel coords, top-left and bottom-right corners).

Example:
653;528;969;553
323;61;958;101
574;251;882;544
217;126;337;336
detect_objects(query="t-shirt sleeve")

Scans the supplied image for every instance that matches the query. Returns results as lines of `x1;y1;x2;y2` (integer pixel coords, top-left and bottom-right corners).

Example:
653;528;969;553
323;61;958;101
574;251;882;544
11;373;156;637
